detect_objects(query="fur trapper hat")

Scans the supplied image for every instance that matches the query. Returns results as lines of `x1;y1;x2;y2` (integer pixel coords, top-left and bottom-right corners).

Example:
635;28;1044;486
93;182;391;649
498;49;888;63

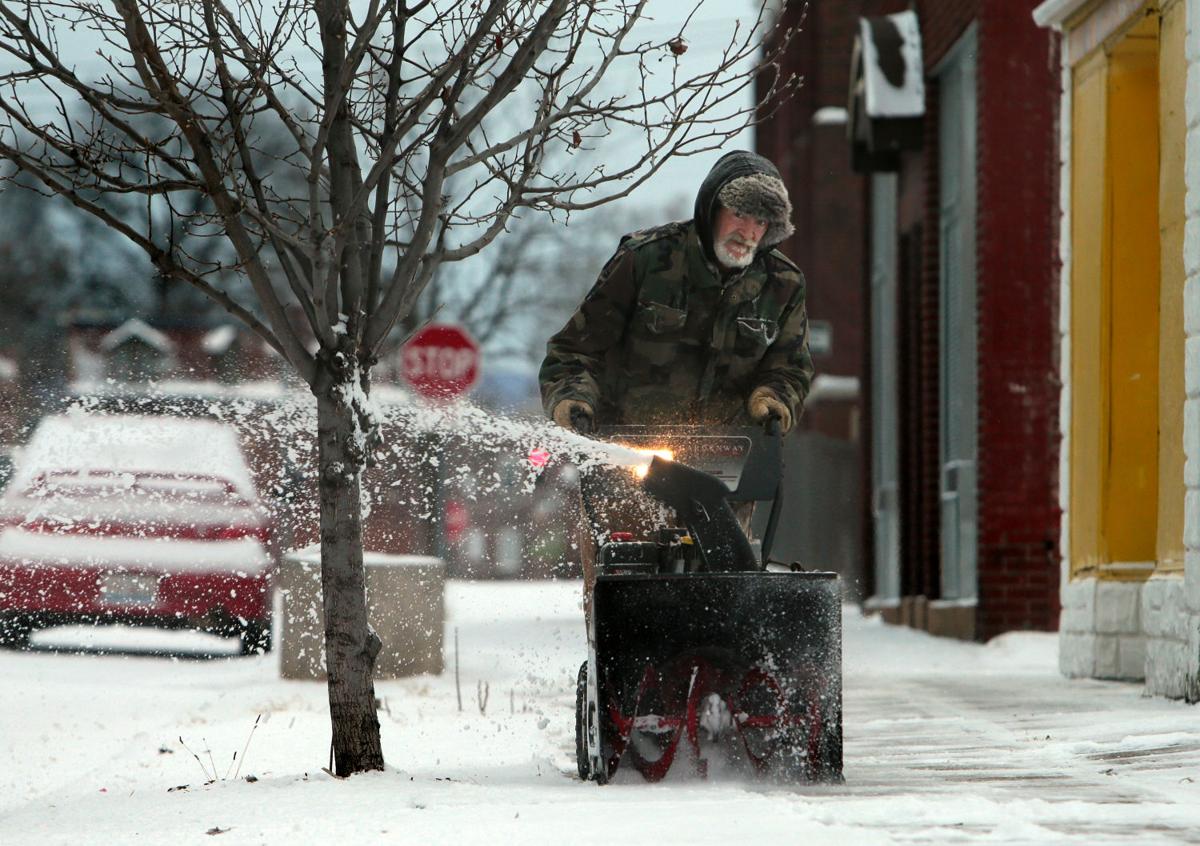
716;172;795;246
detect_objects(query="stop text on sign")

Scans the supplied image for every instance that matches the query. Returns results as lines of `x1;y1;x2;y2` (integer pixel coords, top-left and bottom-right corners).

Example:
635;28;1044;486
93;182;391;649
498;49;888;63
402;345;476;381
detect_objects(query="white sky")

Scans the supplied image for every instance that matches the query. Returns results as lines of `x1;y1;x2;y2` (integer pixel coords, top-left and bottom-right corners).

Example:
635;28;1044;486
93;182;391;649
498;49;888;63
0;0;766;218
605;0;764;216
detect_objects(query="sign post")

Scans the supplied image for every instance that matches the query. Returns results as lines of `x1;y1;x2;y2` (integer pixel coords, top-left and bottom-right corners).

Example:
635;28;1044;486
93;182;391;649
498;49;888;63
401;324;481;560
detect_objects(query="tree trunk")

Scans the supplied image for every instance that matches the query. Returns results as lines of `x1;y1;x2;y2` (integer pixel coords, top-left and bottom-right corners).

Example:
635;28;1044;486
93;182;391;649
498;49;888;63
315;373;384;775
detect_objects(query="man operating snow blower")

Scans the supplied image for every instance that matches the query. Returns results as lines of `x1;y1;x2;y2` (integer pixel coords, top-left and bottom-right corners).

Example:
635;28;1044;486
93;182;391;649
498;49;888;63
539;149;813;436
536;152;842;786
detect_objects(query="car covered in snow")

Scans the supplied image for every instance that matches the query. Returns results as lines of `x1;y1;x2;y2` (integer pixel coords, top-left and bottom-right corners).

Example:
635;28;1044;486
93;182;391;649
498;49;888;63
0;412;274;653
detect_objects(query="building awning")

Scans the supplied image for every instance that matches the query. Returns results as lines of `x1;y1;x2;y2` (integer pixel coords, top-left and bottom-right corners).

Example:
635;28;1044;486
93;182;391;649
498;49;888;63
847;10;925;173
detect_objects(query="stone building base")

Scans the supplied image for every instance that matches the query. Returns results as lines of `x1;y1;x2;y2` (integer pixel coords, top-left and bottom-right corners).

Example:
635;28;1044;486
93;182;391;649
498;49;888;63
1059;575;1200;700
864;596;977;641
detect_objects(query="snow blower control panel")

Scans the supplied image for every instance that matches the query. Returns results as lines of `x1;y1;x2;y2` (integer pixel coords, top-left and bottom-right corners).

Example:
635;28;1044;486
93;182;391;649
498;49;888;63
599;528;704;575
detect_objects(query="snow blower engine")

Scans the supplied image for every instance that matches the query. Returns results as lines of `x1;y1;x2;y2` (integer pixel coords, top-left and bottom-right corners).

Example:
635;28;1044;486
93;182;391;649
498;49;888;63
572;421;843;784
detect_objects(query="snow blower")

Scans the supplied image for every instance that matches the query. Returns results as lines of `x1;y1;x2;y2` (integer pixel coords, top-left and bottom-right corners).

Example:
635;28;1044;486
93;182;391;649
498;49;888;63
572;424;843;784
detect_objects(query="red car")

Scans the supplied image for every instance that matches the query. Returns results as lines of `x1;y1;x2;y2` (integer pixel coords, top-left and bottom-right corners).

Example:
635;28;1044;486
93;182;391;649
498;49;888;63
0;412;274;654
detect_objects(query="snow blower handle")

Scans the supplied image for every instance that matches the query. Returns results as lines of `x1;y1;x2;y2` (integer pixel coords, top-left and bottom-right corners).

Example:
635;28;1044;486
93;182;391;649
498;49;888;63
570;406;594;434
760;412;785;566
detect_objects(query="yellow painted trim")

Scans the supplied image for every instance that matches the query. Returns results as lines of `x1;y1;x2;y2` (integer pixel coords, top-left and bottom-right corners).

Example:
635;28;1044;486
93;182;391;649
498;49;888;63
1065;0;1156;64
1157;0;1187;574
1069;48;1109;577
1068;15;1166;583
1103;16;1160;566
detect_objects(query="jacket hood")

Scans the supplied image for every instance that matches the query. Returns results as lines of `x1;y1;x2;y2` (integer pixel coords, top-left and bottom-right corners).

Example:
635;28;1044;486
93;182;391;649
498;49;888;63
693;150;794;264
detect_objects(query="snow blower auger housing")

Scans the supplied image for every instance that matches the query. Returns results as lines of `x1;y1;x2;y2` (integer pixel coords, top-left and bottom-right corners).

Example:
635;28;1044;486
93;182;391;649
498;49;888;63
573;425;843;785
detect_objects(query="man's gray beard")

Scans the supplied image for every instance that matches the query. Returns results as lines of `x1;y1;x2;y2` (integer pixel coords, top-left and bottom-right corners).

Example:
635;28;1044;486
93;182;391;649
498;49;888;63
714;237;757;269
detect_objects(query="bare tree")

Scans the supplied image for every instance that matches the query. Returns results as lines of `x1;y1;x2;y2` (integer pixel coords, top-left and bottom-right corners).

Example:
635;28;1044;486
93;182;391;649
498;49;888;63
0;0;797;775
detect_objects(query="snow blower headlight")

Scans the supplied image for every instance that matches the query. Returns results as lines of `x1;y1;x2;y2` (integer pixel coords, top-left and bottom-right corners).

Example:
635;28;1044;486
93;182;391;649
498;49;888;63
629;448;673;479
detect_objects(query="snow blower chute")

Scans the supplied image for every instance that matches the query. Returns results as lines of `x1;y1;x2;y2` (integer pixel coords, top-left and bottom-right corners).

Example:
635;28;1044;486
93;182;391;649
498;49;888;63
572;424;843;784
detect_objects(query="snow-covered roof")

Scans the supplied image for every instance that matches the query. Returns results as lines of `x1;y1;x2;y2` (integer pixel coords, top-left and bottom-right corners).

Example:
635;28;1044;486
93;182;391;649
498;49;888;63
813;107;849;126
1032;0;1093;29
9;411;258;500
65;377;413;405
98;318;175;354
201;324;239;355
806;375;861;404
858;10;924;119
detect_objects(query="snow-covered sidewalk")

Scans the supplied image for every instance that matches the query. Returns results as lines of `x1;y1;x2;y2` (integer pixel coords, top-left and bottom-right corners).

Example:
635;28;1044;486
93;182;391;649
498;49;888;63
0;580;1196;845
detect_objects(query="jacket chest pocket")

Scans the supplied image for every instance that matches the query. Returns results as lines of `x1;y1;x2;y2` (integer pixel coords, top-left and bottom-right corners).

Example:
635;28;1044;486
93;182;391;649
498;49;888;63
733;316;778;352
625;301;691;378
635;301;688;335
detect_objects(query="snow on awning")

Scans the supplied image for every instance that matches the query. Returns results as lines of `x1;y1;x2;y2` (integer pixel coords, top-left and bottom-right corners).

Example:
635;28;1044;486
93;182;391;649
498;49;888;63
859;11;923;118
847;10;925;173
98;318;175;354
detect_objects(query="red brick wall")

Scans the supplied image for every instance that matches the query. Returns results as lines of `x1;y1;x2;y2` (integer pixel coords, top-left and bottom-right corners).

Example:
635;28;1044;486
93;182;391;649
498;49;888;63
905;0;1061;636
920;0;982;66
973;1;1061;637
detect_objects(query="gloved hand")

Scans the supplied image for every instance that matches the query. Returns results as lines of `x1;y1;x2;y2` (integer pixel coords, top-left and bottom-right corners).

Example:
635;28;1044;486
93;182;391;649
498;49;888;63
552;398;594;432
747;387;792;433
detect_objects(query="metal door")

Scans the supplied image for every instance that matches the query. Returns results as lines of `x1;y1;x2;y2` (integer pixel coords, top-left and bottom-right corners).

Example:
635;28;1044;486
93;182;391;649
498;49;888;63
870;174;900;602
936;27;978;601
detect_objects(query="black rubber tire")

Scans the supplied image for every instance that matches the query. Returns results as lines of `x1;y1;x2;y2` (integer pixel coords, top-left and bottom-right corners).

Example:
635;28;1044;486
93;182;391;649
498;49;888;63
575;660;589;780
239;619;272;655
812;705;844;783
0;614;33;650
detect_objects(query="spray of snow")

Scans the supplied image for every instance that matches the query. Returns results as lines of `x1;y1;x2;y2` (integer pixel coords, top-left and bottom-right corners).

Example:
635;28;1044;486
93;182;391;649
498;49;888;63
376;396;652;479
36;384;657;573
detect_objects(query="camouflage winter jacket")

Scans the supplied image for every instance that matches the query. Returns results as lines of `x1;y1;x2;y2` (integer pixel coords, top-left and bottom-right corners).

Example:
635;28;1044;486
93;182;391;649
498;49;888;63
538;220;813;426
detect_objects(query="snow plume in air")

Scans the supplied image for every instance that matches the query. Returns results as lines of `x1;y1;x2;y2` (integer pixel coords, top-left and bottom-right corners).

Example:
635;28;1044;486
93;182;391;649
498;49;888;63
22;386;654;578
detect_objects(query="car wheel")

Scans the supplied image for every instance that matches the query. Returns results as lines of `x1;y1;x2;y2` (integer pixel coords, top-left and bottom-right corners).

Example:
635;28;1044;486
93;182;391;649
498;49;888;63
0;614;33;650
240;619;272;656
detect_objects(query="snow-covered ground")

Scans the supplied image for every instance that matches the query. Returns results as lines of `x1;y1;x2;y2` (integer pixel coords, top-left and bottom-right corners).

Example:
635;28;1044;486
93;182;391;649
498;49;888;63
1;580;1197;845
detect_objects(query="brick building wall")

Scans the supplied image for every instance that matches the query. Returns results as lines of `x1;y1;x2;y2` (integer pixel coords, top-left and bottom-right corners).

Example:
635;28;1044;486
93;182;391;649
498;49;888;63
973;3;1062;637
888;0;1061;637
904;0;1061;638
920;0;982;66
762;0;1060;637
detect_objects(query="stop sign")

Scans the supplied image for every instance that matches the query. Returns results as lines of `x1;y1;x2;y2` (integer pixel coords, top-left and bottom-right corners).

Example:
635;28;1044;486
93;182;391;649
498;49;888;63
401;323;481;400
